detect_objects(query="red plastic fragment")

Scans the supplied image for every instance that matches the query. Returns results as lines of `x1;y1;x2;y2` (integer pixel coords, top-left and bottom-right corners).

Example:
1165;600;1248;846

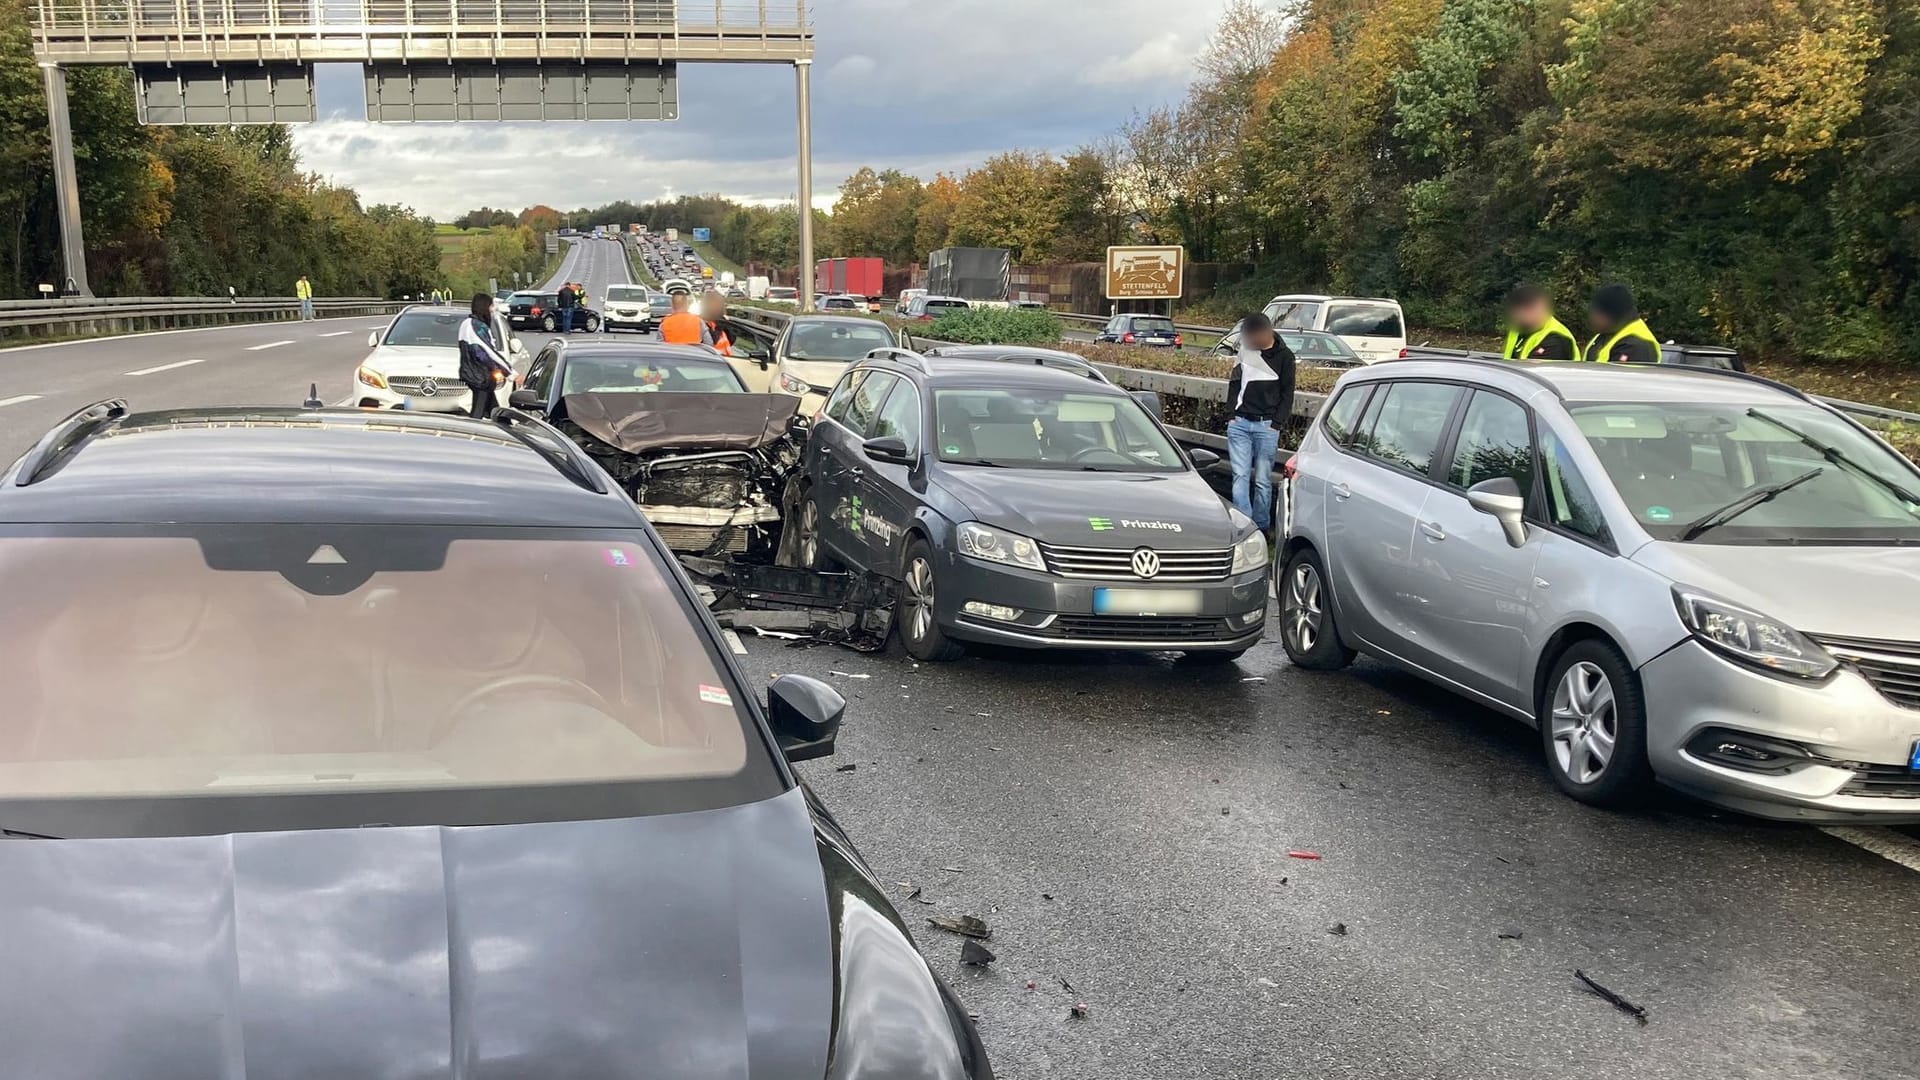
1287;850;1322;860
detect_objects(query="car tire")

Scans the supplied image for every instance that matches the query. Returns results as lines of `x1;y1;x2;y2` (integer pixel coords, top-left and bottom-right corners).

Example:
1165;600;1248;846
780;486;834;571
1280;547;1355;671
541;314;557;332
1539;639;1654;808
898;540;963;662
583;315;600;333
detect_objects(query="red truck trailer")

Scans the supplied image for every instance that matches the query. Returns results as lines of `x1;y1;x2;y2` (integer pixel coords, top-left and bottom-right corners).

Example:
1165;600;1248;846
814;257;885;300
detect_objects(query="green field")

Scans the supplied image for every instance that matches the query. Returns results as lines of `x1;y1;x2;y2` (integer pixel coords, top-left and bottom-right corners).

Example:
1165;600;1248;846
690;240;743;278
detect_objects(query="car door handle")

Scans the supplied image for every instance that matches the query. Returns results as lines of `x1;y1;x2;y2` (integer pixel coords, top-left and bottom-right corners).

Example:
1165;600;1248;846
1418;521;1446;541
1330;482;1352;500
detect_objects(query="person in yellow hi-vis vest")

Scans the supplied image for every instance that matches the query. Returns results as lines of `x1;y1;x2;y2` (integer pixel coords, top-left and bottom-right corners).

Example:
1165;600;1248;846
295;275;314;321
1500;283;1580;362
1585;283;1661;364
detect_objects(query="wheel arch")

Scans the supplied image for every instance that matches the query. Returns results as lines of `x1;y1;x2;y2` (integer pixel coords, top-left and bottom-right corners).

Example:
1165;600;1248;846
1530;621;1631;723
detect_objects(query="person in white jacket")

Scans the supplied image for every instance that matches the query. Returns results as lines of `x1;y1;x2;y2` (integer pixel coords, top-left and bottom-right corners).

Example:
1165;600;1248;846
457;292;517;418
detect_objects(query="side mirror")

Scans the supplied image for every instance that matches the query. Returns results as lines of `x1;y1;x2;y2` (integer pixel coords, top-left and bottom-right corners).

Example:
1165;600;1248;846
767;674;843;762
510;338;529;357
1131;390;1164;421
508;388;540;410
862;435;913;464
367;331;380;348
1467;476;1529;548
1188;447;1221;469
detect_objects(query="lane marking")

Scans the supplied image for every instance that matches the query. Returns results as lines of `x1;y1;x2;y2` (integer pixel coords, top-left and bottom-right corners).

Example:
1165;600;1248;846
246;339;295;351
123;357;206;376
0;394;42;407
318;330;354;338
1823;826;1920;874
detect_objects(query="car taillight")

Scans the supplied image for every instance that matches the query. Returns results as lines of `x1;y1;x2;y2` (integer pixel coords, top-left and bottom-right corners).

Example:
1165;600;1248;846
1283;456;1299;480
1122;332;1135;343
532;306;543;316
1398;347;1408;358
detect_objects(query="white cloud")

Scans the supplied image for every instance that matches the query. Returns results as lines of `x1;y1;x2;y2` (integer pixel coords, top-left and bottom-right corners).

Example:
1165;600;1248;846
1078;32;1201;87
826;54;878;82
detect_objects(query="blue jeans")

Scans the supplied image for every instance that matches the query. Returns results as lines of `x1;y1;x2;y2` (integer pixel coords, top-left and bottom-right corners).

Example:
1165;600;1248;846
559;306;574;333
299;297;314;320
1227;416;1280;529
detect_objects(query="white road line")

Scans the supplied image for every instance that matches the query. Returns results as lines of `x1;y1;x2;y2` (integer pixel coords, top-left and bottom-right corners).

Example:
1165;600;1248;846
123;357;206;376
318;330;354;338
1823;826;1920;873
246;339;296;351
0;394;42;408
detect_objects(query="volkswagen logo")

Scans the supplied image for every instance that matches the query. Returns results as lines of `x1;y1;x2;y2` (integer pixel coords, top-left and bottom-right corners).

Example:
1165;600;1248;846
1130;547;1161;580
417;377;440;397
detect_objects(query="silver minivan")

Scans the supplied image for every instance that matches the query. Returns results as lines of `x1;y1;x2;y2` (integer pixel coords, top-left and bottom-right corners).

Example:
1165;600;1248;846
1280;359;1920;822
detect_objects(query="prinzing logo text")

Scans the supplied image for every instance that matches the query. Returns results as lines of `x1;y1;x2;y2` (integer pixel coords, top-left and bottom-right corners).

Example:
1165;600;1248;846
1121;519;1183;533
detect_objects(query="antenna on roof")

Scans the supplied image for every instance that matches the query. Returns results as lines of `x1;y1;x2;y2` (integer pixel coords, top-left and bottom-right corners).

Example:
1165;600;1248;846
303;383;324;409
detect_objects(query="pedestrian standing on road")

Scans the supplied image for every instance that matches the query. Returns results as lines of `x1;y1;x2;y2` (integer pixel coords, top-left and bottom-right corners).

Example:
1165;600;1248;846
295;275;314;321
1224;312;1297;534
1585;283;1662;364
556;281;577;334
1500;283;1581;362
658;281;712;346
698;289;734;355
458;292;516;418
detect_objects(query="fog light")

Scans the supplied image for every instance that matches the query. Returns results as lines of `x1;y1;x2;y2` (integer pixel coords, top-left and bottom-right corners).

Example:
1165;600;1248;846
1233;608;1267;628
1684;727;1814;775
963;601;1024;622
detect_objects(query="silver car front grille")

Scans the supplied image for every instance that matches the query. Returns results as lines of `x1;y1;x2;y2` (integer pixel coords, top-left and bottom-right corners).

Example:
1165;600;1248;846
1039;543;1233;582
1809;634;1920;711
385;376;466;399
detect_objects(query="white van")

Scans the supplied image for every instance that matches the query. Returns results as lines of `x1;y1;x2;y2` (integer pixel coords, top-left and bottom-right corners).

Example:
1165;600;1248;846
1263;294;1406;364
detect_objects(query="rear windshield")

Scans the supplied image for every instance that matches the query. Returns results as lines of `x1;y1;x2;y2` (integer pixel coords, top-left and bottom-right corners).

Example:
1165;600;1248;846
382;311;463;347
1131;317;1176;333
926;300;970;314
562;355;744;395
1324;302;1405;338
786;321;894;363
0;529;777;837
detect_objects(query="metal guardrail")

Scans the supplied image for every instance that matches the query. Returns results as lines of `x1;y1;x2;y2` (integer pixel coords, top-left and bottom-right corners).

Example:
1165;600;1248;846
0;296;408;341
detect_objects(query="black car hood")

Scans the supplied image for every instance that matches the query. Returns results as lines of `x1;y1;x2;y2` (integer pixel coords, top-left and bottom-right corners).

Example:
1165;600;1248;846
932;468;1241;548
564;392;803;455
0;788;836;1080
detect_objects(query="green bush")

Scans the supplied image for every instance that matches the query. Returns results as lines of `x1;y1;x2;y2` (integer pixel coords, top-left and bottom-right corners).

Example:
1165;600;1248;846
926;306;1063;345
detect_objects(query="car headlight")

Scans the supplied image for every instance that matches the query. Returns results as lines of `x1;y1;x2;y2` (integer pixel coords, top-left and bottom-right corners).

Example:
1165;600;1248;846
957;522;1046;571
356;366;388;390
1674;589;1836;679
1231;530;1269;574
778;371;812;395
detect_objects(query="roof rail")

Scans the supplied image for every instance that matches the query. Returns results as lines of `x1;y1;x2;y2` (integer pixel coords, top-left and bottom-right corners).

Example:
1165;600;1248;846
491;408;610;495
1392;351;1566;399
1640;361;1817;405
863;347;928;372
926;347;1109;383
13;399;128;486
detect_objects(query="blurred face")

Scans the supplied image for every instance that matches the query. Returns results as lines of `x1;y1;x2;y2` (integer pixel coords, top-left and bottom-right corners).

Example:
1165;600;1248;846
1508;296;1549;330
700;293;725;320
671;293;691;312
1246;324;1277;351
1588;306;1617;333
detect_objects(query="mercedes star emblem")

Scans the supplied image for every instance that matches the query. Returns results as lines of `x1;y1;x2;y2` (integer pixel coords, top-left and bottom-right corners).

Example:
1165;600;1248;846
418;377;439;397
1131;547;1161;579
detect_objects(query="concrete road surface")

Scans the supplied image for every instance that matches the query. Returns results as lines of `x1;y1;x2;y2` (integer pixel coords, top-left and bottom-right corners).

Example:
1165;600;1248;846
1;247;1916;1078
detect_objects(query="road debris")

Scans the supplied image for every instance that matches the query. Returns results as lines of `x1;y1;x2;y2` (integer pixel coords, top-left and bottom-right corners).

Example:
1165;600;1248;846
960;939;997;967
1026;981;1038;991
1287;850;1323;860
1240;675;1266;682
1256;977;1278;988
940;866;965;874
1497;931;1524;941
1220;807;1230;815
1069;1003;1089;1019
828;671;872;679
1574;970;1649;1025
906;886;923;902
835;763;857;773
927;914;992;940
1059;976;1075;993
1041;893;1054;901
1327;923;1348;936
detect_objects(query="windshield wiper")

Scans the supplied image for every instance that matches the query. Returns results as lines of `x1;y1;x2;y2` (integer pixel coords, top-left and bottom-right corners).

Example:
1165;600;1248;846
1747;408;1920;509
2;827;60;839
1678;468;1824;541
944;458;1007;468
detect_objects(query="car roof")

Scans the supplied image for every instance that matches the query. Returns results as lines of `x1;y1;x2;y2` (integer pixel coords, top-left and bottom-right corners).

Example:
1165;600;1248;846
788;314;890;328
1269;293;1400;306
1343;359;1809;408
871;355;1123;393
0;407;642;527
556;340;731;364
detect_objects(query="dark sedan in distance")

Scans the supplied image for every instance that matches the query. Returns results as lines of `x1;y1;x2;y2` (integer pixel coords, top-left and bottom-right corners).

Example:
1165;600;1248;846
0;400;992;1080
506;290;602;333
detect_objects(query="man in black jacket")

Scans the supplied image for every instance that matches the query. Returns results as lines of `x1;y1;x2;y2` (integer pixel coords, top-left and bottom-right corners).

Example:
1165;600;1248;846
1224;312;1297;532
555;282;577;333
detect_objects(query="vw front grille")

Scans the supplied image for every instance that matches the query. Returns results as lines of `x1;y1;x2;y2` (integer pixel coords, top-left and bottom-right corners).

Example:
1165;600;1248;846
1040;543;1233;582
1810;634;1920;711
1042;615;1232;642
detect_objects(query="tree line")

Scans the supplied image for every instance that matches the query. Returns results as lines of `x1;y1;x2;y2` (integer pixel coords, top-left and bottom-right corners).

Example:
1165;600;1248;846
0;0;441;300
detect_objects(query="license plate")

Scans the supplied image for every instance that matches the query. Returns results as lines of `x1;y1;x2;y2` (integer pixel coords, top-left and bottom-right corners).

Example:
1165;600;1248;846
1094;588;1203;616
1910;740;1920;771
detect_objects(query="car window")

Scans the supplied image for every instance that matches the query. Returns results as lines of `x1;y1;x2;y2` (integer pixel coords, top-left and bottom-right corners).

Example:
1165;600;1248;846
870;379;923;456
0;530;780;836
382;311;465;347
1539;427;1614;545
1325;302;1405;338
605;286;647;303
525;345;559;397
1354;381;1460;475
932;388;1182;472
926;300;969;316
786;321;894;364
1132;317;1176;333
561;356;744;395
1268;302;1321;330
1447;391;1535;494
843;371;897;438
1320;384;1373;448
824;370;867;423
1568;402;1920;543
1284;331;1359;363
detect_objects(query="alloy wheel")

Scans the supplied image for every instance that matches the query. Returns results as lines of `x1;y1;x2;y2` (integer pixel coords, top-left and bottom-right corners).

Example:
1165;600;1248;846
1550;661;1617;784
796;499;819;568
1285;561;1323;654
903;557;935;645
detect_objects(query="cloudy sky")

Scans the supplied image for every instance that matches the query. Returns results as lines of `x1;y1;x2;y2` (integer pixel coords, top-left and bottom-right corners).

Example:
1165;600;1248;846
290;0;1230;219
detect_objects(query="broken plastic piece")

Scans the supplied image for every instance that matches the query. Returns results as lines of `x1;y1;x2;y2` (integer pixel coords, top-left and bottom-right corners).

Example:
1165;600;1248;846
835;763;857;773
1327;923;1348;936
1497;931;1523;941
1068;1003;1089;1019
1575;969;1648;1025
960;939;996;967
1287;850;1322;860
927;914;992;940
